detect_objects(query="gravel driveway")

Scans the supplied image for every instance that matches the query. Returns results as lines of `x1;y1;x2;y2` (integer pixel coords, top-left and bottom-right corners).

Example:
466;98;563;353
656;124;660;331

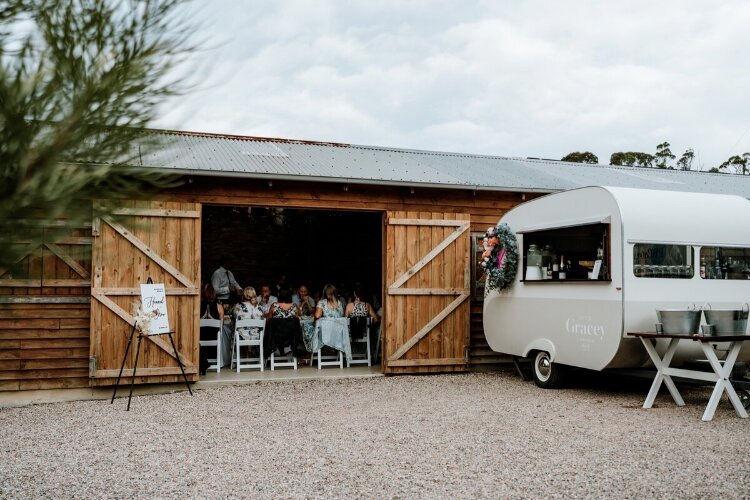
1;371;749;498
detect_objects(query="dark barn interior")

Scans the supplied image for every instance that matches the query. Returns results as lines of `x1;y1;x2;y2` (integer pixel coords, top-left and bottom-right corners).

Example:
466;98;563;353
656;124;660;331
201;205;383;304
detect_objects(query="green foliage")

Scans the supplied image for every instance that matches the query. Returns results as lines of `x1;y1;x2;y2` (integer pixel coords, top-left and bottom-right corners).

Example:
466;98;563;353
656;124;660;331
716;153;750;175
675;148;695;171
609;151;655;167
561;151;599;164
655;142;676;169
610;142;693;170
481;223;519;292
0;0;194;269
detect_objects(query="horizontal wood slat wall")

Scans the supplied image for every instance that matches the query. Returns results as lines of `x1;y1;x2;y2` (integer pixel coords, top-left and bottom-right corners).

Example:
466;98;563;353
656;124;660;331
0;303;90;391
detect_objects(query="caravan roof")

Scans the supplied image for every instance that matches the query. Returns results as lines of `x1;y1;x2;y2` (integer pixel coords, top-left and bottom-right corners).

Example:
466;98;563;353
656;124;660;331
602;186;750;246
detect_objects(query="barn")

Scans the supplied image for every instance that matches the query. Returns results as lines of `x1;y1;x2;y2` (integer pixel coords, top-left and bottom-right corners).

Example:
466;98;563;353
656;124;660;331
3;129;750;397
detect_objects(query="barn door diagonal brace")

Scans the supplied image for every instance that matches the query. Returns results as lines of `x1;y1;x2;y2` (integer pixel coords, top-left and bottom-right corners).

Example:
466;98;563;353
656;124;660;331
101;216;195;288
91;291;195;368
387;220;470;290
387;292;469;362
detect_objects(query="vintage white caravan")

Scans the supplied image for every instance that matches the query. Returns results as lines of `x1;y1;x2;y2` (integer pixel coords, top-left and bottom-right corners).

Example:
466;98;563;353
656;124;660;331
483;186;750;387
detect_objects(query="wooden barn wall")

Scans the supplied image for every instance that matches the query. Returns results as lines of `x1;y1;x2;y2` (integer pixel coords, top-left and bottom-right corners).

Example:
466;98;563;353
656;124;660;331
0;223;92;391
0;178;539;391
168;178;540;369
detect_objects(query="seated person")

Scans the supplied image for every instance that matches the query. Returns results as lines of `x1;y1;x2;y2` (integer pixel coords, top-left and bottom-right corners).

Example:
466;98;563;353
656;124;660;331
345;285;380;323
315;284;344;319
313;284;351;361
292;284;316;312
258;285;278;316
345;286;379;343
268;289;299;319
267;289;299;357
199;283;224;375
233;287;264;340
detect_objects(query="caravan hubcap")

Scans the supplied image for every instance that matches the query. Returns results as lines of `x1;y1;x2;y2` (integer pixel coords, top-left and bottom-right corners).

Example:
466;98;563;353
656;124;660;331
535;352;552;381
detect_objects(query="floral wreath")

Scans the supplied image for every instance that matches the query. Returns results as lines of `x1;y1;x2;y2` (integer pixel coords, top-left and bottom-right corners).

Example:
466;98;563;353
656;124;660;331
481;223;519;291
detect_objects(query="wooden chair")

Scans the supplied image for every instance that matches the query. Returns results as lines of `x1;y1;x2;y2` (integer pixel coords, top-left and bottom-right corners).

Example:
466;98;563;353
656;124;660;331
232;318;265;372
199;318;223;373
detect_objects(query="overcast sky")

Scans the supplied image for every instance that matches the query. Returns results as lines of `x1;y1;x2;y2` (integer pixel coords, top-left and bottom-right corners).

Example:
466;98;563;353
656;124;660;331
155;1;750;169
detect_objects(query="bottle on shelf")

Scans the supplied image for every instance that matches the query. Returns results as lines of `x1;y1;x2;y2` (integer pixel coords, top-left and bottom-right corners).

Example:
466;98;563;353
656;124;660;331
559;260;567;280
546;262;553;280
700;257;706;279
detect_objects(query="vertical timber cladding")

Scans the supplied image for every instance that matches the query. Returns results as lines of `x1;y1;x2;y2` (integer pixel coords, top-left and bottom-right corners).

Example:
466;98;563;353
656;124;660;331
89;201;201;385
384;211;471;374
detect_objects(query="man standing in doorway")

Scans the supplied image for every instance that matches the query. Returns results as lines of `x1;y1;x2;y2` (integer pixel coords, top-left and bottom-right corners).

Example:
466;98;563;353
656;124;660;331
211;257;242;304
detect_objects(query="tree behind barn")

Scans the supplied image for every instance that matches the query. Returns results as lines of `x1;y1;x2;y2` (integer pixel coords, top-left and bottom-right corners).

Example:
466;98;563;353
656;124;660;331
561;151;599;164
0;0;194;269
714;153;750;175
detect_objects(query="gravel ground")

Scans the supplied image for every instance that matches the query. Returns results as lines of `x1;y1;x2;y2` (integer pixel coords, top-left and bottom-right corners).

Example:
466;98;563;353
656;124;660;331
1;371;749;499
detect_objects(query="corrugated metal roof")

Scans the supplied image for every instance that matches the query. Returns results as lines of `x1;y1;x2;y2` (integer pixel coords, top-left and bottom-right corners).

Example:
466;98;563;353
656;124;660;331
139;130;750;197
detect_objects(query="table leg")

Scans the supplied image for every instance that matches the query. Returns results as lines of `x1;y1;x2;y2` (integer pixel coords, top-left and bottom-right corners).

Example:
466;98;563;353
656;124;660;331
641;337;685;408
699;342;748;421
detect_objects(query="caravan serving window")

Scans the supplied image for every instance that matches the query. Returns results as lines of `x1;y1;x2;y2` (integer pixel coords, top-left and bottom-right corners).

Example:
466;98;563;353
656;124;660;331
522;223;610;281
633;244;694;279
699;246;750;280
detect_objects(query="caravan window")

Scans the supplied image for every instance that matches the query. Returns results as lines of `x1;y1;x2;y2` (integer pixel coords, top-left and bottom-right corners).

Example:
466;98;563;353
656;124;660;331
522;223;610;281
699;247;750;280
633;244;694;279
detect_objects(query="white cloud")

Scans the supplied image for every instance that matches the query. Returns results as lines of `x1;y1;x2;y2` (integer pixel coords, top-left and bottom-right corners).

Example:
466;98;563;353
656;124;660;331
154;1;750;169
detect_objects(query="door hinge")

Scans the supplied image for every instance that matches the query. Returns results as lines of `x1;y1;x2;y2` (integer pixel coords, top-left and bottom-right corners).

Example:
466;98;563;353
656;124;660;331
89;356;97;377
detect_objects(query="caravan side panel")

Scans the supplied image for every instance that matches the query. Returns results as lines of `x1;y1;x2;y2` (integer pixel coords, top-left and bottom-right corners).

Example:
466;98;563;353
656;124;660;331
483;187;625;371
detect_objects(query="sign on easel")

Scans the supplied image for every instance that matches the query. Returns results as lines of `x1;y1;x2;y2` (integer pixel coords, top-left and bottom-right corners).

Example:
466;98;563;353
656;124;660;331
140;283;170;334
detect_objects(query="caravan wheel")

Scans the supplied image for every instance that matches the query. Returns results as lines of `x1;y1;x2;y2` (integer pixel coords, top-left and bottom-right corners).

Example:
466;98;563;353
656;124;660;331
532;351;565;389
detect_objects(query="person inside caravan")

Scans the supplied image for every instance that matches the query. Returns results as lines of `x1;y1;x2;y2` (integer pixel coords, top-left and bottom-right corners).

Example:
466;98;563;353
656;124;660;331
199;283;224;375
211;257;241;304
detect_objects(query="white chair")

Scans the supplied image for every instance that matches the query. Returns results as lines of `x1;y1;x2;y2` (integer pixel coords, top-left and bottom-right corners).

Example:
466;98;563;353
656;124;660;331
232;318;265;372
315;347;344;369
269;318;298;370
199;318;223;373
314;320;344;369
271;350;298;370
347;317;372;367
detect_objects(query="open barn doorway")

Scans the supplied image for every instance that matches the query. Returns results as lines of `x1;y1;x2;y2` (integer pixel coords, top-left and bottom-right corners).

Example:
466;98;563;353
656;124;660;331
199;205;383;379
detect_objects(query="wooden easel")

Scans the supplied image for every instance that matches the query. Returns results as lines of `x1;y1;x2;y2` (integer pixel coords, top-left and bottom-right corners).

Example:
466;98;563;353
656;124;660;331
111;278;193;410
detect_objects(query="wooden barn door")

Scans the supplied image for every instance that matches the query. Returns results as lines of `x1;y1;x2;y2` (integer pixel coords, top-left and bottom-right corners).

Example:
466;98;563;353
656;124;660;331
384;212;471;374
89;201;201;386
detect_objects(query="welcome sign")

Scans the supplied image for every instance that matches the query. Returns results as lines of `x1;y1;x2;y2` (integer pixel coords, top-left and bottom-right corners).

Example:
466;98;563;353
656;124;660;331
140;283;170;334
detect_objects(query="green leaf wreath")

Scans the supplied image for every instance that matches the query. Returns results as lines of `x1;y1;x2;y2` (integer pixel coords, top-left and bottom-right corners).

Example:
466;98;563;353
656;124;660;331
481;223;519;291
